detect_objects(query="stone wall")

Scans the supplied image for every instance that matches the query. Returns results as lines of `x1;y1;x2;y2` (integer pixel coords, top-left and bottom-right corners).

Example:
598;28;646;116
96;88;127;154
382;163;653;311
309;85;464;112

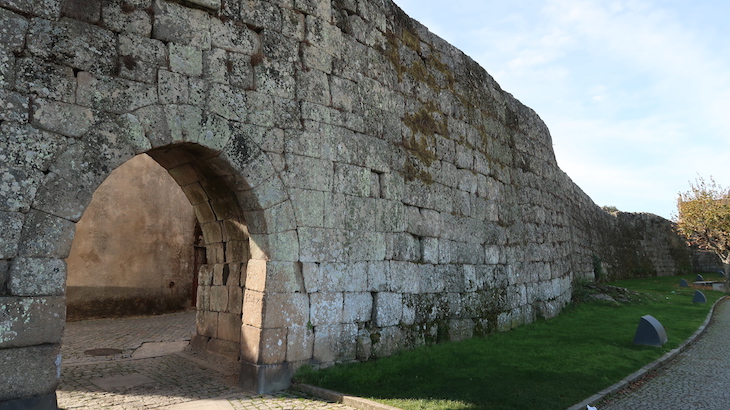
691;247;723;274
65;154;197;319
0;0;693;405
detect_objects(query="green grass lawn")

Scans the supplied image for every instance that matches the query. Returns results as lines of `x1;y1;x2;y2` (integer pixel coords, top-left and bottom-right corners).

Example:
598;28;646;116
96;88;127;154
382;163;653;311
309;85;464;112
294;274;726;410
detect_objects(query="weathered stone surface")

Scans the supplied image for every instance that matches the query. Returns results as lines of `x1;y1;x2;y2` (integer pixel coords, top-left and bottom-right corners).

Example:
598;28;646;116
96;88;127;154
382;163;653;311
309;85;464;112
219;138;275;189
261;292;309;329
118;34;167;83
0;344;60;401
153;0;211;49
169;42;203;77
15;57;76;103
282;154;333;191
371;325;402;359
309;292;343;326
241;324;287;365
229;52;256;90
32;99;96;138
356;328;371;361
76;72;158;113
288;188;325;227
297;227;347;262
217;311;242;342
101;1;152;36
246;260;303;293
0;46;14;89
134;105;173;147
8;257;66;296
255;59;296;99
49;139;132;192
343;292;372;323
373;292;402;327
208;83;247;121
248;230;300;262
0;123;65;172
448;319;475;341
0;211;23;259
164;104;204;144
209;285;229;312
61;0;100;24
27;17;116;75
16;210;75;259
210;18;257;54
313;323;356;363
240;0;281;31
258;327;287;364
0;166;41;212
196;309;218;338
0;89;29;123
158;70;189;104
0;296;65;347
0;260;8;292
187;0;220;10
286;324;313;362
0;8;28;52
0;0;60;19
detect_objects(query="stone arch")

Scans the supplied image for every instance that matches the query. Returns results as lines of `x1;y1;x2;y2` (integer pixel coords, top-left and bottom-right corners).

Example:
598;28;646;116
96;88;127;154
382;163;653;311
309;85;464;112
8;105;303;396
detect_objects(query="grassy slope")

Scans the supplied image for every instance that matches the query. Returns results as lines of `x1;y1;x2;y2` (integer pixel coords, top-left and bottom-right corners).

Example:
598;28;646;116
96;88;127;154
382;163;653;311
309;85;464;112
295;274;726;410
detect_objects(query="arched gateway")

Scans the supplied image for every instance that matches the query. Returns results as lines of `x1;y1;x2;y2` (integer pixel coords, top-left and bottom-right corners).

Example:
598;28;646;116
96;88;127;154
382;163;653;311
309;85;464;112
0;0;694;407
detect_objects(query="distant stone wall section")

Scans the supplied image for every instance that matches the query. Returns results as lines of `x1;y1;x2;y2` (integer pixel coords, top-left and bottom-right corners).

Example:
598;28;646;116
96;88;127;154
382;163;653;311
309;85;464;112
691;247;723;273
0;0;693;405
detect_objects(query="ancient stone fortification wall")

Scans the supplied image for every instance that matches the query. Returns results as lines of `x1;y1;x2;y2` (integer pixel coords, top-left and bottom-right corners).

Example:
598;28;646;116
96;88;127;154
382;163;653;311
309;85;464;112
65;154;197;319
0;0;692;405
691;248;723;273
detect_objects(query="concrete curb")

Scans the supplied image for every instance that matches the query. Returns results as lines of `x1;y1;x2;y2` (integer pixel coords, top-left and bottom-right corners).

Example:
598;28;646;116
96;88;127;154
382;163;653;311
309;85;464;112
567;296;728;410
292;384;402;410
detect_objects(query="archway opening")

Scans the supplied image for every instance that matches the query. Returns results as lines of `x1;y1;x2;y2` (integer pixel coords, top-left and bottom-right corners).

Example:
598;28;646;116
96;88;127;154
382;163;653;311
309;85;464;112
66;153;198;319
57;142;260;407
62;142;255;359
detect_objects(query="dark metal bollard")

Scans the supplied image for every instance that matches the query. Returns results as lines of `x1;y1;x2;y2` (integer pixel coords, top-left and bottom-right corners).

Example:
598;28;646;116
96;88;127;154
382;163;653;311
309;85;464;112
633;315;667;347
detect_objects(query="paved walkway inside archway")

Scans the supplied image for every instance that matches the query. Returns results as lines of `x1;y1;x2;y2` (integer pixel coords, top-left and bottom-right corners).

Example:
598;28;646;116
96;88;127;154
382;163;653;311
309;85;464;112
58;311;353;410
598;299;730;409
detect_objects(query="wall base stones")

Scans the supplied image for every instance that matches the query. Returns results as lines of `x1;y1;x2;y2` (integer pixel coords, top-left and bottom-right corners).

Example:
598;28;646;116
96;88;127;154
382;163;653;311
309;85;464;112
0;393;57;410
239;361;293;394
0;345;60;402
691;247;723;273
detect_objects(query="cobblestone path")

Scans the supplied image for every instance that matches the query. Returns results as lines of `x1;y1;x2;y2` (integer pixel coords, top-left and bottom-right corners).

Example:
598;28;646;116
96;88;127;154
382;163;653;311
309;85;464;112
58;311;353;410
599;300;730;409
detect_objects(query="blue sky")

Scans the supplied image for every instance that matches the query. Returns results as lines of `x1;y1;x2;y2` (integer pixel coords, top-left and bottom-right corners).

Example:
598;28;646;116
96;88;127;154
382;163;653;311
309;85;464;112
392;0;730;219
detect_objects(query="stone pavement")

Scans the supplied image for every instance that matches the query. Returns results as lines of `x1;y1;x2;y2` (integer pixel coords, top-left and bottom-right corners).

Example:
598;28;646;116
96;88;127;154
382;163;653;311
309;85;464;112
596;299;730;409
58;311;353;410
